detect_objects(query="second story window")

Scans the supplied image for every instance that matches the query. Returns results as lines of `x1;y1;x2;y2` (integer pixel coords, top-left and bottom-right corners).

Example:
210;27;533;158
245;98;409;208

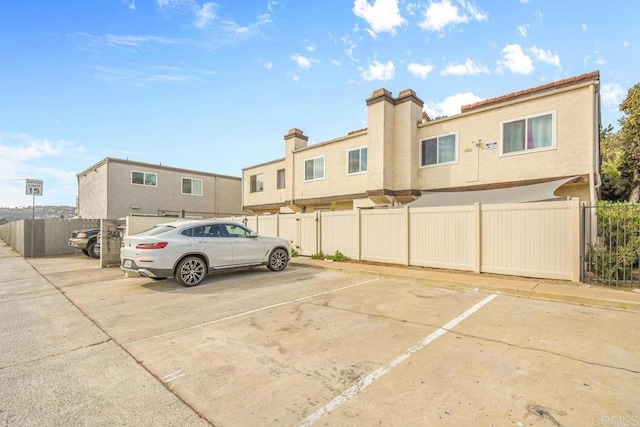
182;178;202;196
421;132;458;167
501;111;555;155
304;156;325;181
277;169;285;189
250;174;264;193
131;171;157;187
347;147;367;174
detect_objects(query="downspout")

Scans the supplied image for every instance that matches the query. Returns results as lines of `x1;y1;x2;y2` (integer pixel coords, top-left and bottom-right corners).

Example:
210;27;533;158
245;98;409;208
589;80;602;204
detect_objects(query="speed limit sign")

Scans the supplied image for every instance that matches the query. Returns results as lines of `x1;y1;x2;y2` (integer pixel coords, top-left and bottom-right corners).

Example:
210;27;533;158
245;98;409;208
26;179;44;196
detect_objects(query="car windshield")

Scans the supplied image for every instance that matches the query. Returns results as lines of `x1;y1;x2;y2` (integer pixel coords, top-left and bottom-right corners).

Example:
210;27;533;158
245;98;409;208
136;225;176;236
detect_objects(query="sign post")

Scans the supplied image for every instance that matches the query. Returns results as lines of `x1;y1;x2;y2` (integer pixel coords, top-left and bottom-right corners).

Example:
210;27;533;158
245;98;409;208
25;179;43;257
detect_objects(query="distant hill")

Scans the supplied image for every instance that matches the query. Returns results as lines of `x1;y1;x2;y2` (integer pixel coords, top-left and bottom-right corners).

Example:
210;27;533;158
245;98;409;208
0;206;77;224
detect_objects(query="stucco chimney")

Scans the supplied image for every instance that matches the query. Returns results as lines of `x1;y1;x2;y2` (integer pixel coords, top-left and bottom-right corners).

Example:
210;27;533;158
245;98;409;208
284;128;308;150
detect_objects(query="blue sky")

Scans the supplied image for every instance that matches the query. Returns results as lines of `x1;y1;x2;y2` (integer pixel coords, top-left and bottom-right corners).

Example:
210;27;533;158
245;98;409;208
0;0;637;208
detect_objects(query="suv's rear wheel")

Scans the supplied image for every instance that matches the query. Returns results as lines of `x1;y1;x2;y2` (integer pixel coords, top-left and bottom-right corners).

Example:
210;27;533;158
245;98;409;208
267;248;288;271
175;256;207;287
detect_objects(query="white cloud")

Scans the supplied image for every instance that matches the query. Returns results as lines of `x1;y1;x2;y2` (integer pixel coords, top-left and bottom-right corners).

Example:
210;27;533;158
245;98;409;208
418;0;487;32
264;61;273;70
529;46;560;67
306;43;316;52
288;72;300;82
155;0;185;8
407;62;435;79
0;133;86;207
195;2;217;29
601;83;625;108
219;13;271;37
441;58;489;76
154;0;270;37
353;0;406;36
291;53;313;69
517;24;529;37
361;60;395;81
341;35;358;62
267;0;279;13
496;44;534;75
519;0;531;3
123;0;136;10
581;23;588;31
424;92;483;117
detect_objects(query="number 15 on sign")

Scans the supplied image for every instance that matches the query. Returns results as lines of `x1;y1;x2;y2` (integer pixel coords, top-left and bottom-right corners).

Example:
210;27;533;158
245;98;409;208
26;179;44;196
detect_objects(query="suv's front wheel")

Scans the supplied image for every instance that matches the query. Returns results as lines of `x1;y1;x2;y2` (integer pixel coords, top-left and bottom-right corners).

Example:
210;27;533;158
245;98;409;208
267;248;289;271
87;240;100;259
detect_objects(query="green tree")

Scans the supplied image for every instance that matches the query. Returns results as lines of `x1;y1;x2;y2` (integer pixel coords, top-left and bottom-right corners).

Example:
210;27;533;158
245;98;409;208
619;83;640;202
600;124;631;201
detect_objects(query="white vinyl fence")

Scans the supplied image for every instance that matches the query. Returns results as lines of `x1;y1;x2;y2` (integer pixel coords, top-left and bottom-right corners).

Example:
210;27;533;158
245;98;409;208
219;200;581;282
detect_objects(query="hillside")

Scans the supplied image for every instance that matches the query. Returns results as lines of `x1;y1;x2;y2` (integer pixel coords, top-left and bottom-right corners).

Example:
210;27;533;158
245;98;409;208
0;206;77;224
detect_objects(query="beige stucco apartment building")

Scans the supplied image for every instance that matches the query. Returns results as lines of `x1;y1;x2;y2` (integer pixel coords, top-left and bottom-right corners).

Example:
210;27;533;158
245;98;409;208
77;157;243;219
243;71;601;214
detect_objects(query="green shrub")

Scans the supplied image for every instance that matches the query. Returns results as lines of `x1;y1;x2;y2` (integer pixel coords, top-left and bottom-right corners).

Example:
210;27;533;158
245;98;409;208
328;250;350;262
310;250;350;262
587;242;638;281
586;201;640;282
288;240;299;257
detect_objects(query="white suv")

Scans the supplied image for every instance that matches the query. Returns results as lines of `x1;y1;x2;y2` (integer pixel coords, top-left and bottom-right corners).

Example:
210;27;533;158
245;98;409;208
121;220;291;287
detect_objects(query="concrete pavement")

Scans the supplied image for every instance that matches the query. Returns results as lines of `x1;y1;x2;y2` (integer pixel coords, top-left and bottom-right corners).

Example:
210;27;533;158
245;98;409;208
0;240;209;426
2;238;640;426
290;257;640;312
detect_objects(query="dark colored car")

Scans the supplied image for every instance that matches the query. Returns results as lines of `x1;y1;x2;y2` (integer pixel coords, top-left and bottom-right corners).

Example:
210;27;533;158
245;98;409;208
68;228;101;259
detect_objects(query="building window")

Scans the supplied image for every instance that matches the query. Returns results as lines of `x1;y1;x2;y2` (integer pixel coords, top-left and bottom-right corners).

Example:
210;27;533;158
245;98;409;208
421;132;458;167
250;174;264;193
131;171;157;187
347;147;368;175
182;178;202;196
502;111;555;155
277;169;285;189
304;156;325;181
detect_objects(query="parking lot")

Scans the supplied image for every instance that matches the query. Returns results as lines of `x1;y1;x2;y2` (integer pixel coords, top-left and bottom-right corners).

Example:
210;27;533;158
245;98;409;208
2;246;640;426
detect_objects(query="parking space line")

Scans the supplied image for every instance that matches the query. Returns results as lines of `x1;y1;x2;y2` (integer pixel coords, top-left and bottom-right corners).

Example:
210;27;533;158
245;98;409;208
162;371;185;383
298;293;498;427
134;277;382;342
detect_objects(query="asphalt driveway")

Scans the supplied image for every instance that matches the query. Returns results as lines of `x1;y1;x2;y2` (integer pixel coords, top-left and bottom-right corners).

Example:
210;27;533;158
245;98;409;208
2;246;640;426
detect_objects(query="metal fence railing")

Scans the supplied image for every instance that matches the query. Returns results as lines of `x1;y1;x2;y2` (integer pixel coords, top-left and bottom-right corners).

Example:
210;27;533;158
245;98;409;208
581;203;640;287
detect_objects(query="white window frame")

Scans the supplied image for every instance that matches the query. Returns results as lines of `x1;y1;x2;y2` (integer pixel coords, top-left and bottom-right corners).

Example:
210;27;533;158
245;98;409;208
304;156;325;182
131;170;157;187
250;173;264;193
181;177;203;196
419;131;459;168
500;110;557;157
347;146;368;175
